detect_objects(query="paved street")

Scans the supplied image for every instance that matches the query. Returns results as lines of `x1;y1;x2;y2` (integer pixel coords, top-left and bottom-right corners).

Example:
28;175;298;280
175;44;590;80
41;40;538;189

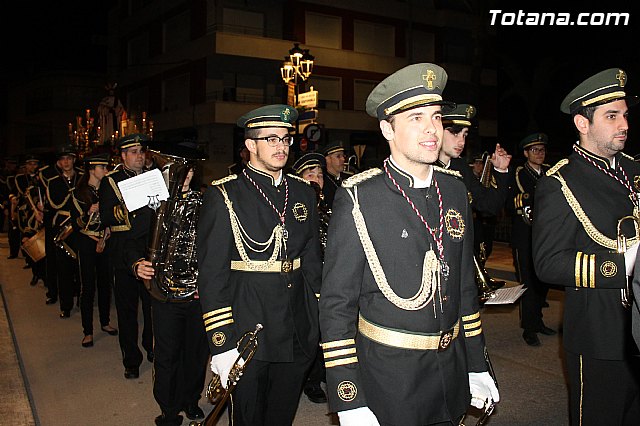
0;235;569;425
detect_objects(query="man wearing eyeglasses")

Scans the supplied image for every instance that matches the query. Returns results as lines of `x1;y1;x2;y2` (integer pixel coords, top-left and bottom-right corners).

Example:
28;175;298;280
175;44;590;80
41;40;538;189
197;104;322;426
508;133;554;346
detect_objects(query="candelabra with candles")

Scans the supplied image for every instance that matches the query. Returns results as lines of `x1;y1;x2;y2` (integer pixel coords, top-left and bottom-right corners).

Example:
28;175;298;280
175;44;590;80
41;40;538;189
68;109;100;159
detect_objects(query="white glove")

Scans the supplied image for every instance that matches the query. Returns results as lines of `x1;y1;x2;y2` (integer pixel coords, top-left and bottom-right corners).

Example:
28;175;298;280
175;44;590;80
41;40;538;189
210;348;243;389
468;372;500;409
337;407;381;426
624;243;639;276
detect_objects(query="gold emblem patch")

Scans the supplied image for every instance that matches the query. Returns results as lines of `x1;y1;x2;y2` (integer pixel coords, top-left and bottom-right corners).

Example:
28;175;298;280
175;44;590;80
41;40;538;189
281;108;291;122
600;261;617;278
445;208;465;240
422;69;436;89
465;105;475;118
617;69;627;87
212;331;226;347
634;176;640;192
292;202;308;222
337;381;357;402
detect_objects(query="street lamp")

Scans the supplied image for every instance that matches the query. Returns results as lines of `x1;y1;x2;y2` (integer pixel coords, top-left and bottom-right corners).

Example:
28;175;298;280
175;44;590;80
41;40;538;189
280;43;314;107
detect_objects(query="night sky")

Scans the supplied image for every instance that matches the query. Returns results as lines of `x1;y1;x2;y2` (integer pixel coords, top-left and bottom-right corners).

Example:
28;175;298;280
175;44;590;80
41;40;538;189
495;3;640;163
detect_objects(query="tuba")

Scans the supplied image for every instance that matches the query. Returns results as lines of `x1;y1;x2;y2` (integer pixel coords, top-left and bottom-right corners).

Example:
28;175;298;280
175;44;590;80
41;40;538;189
144;150;204;302
190;324;263;426
616;215;640;308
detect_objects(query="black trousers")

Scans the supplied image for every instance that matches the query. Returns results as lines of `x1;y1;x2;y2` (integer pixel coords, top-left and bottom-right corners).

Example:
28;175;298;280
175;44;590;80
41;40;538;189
55;235;80;312
513;246;547;331
304;348;326;388
566;351;640;426
231;337;314;426
77;234;112;336
8;220;21;257
44;219;58;300
151;298;209;416
112;266;153;369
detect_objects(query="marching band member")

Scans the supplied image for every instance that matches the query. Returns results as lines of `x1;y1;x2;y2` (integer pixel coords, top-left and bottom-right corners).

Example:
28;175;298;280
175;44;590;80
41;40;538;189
197;105;322;425
71;152;117;348
319;64;499;425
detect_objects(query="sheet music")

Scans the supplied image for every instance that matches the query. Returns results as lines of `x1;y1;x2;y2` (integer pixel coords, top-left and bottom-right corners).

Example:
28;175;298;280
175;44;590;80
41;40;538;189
483;284;527;305
117;169;169;212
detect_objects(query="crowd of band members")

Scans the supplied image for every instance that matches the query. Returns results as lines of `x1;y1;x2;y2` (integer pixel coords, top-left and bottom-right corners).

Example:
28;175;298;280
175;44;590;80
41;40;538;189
2;63;640;426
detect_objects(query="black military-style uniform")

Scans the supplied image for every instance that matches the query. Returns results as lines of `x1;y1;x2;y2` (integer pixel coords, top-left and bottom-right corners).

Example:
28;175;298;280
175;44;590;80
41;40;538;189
125;189;209;425
321;169;353;209
39;164;83;312
99;165;153;370
14;171;46;282
5;174;21;258
320;161;489;425
71;183;112;337
197;164;322;426
533;144;640;424
509;162;550;333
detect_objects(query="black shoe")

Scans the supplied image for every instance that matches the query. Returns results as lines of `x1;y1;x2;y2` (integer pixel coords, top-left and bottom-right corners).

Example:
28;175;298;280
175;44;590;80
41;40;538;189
101;325;118;336
488;278;505;291
82;335;94;348
23;264;31;269
538;325;557;336
304;384;328;403
154;414;183;426
59;310;71;319
183;404;205;420
124;367;139;379
542;301;550;308
7;255;17;259
30;276;38;286
45;297;57;305
523;330;541;346
147;351;154;363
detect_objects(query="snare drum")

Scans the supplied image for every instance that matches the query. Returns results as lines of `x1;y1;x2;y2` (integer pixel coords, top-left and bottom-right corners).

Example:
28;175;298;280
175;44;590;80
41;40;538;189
22;228;46;262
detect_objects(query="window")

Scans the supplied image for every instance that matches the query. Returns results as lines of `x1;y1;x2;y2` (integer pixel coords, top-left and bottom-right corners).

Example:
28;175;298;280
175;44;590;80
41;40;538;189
354;21;394;56
354;80;379;111
128;33;149;67
307;76;341;110
164;11;191;52
222;8;264;36
162;74;191;112
305;12;341;49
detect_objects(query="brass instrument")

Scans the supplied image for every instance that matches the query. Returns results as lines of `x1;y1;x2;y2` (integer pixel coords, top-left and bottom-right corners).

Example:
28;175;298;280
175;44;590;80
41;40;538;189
144;150;204;302
479;151;492;189
191;324;263;426
54;216;76;259
474;254;495;304
616;215;640;308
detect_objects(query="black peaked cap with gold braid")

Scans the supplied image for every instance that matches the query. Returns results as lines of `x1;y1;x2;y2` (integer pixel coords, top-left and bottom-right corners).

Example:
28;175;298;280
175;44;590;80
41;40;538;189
442;103;476;127
237;104;298;129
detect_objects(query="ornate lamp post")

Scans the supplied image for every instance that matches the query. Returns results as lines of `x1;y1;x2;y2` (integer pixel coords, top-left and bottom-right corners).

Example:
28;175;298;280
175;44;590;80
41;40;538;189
280;43;314;107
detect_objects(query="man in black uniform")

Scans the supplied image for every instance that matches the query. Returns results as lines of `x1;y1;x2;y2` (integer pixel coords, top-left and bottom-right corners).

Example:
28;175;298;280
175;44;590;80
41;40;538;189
1;157;19;235
321;139;352;209
39;144;83;315
14;154;46;285
533;68;640;425
437;103;511;292
319;64;499;426
197;104;322;426
508;133;555;346
3;158;21;258
99;134;154;379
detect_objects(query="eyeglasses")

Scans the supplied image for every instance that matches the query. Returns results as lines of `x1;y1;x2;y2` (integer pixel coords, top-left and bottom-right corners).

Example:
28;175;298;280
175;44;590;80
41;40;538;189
528;147;546;154
253;135;293;147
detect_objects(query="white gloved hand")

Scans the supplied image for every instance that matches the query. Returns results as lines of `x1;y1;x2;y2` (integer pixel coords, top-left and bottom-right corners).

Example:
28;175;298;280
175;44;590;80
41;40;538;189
468;372;500;409
210;348;243;389
337;407;381;426
624;243;639;276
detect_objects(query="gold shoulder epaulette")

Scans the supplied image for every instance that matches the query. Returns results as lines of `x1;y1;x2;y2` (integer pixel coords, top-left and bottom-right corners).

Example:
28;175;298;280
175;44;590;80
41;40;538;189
287;174;310;185
342;168;382;188
211;174;237;186
433;165;462;178
621;152;635;161
546;159;569;176
106;169;119;177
